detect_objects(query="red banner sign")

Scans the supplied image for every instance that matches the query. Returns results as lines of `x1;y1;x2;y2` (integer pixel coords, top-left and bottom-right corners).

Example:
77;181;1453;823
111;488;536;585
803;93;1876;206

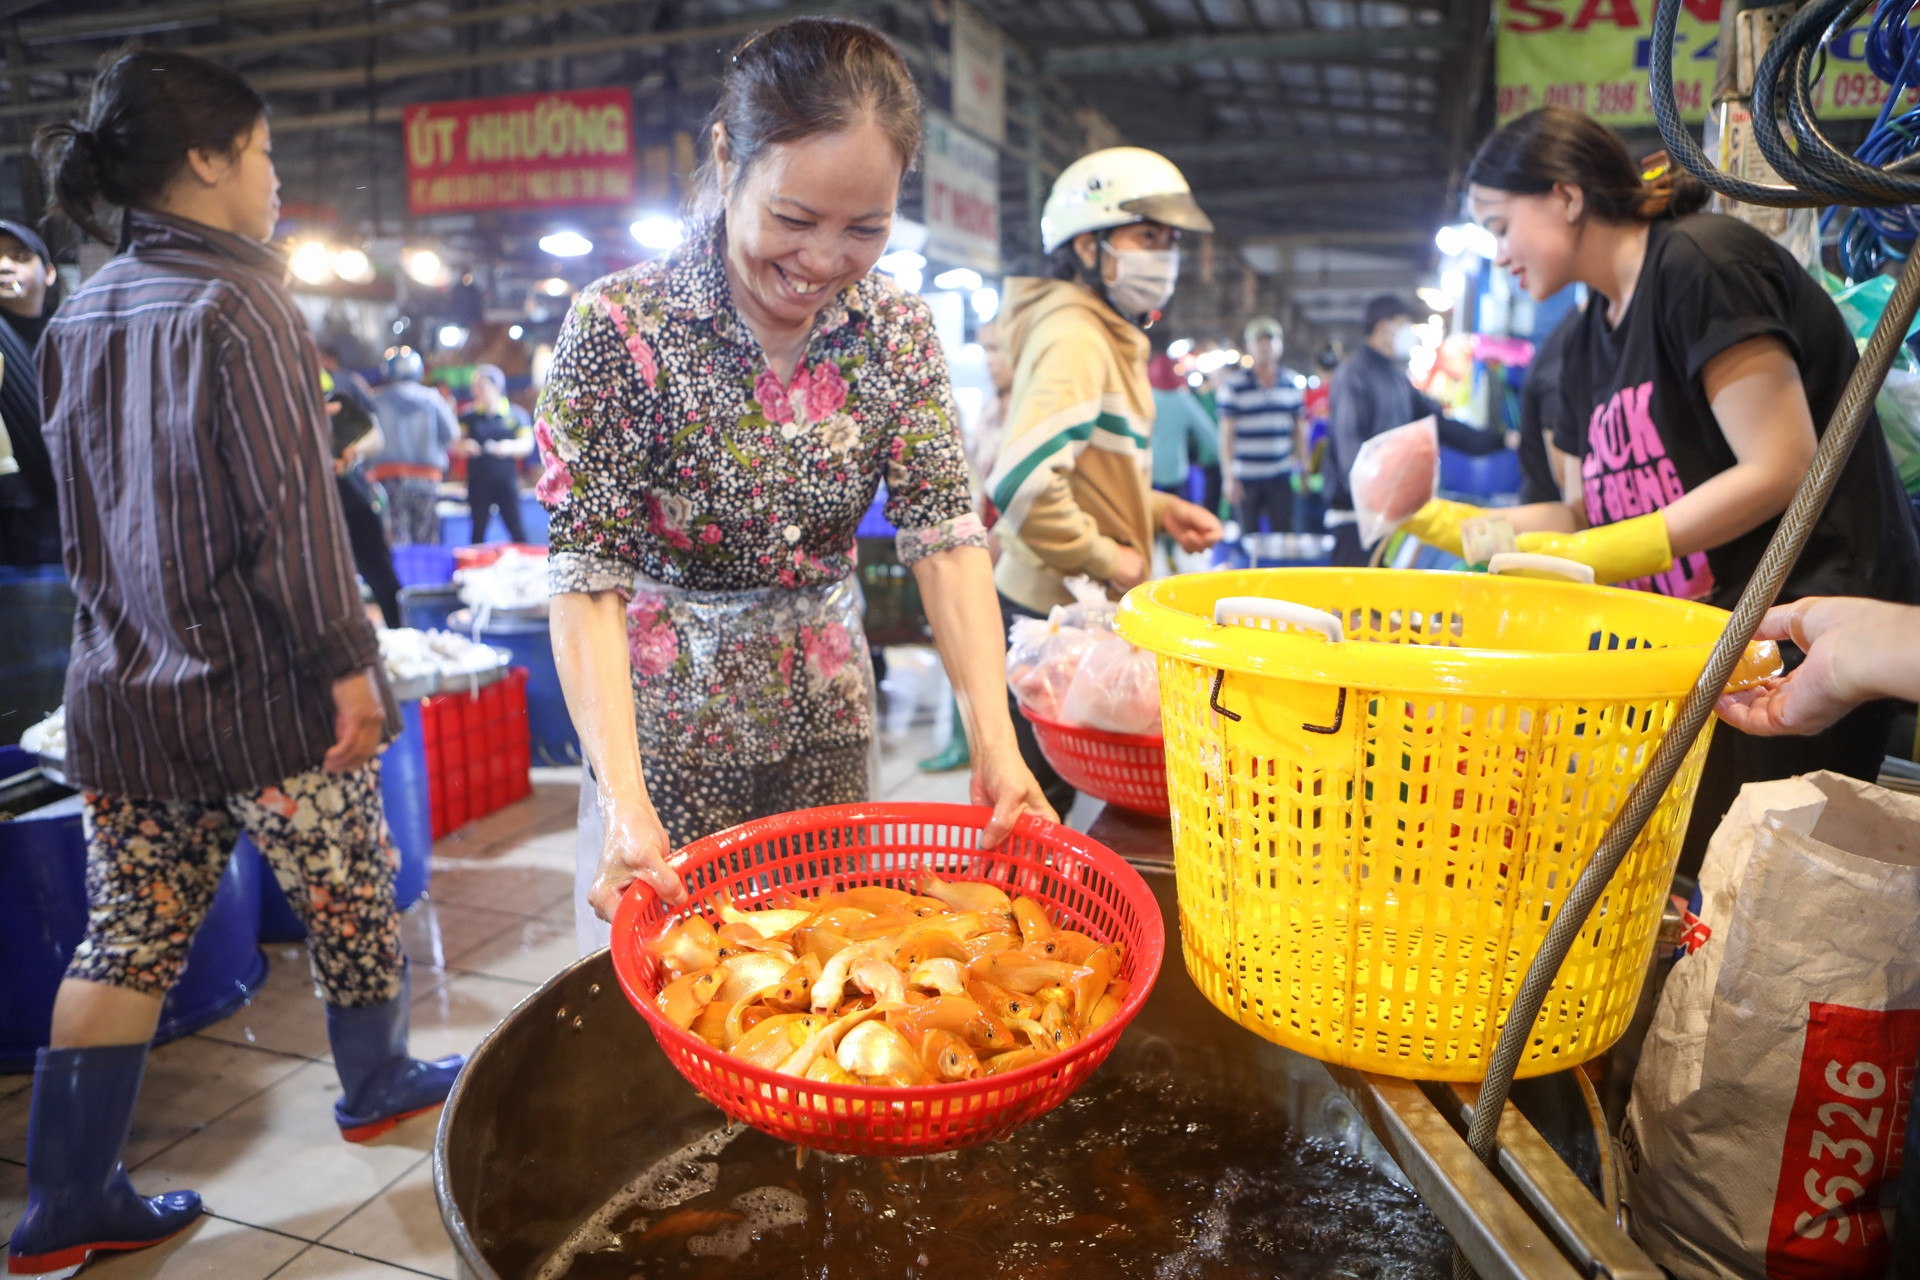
1765;1002;1920;1278
403;88;636;215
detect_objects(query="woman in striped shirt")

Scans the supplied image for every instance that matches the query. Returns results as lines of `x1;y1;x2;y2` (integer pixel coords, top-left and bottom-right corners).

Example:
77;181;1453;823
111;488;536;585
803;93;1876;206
8;52;459;1277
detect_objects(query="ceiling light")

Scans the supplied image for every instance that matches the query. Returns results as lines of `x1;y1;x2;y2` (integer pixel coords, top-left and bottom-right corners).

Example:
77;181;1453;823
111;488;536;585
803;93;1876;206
877;250;927;275
1435;223;1497;261
508;324;524;340
438;324;468;350
630;216;683;251
1441;268;1468;298
1167;338;1193;359
401;248;446;286
539;230;593;258
1416;286;1453;312
971;286;1000;321
289;242;335;286
332;248;374;284
935;267;982;291
537;276;571;298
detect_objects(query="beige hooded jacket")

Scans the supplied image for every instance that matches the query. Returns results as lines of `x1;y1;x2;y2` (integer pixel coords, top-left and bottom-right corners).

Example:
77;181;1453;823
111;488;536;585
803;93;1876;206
986;277;1169;613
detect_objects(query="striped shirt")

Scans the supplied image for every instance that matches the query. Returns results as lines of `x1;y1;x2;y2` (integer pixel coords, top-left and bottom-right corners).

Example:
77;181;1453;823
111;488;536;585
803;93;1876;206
1219;365;1304;481
40;207;393;801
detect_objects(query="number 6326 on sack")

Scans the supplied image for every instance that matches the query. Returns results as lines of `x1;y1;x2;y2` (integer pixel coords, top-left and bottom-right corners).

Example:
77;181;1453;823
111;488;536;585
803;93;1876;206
1764;1003;1920;1279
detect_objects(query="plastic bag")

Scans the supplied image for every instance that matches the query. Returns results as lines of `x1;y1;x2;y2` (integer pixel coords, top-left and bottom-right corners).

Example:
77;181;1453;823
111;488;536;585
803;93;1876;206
1350;416;1439;547
1007;622;1099;721
1060;636;1161;735
1053;574;1117;632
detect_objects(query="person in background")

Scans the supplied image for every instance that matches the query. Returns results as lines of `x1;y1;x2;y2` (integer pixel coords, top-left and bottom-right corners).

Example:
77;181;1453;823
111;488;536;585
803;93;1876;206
456;362;533;545
986;146;1224;817
1218;316;1302;537
1148;334;1221;515
318;340;401;627
920;317;1017;775
9;50;460;1277
367;346;458;545
0;217;60;346
0;219;61;565
1407;105;1920;875
1325;293;1507;566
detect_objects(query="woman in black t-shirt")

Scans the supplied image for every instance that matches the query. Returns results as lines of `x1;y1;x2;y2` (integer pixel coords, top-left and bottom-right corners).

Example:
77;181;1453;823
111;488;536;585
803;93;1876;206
1406;106;1920;875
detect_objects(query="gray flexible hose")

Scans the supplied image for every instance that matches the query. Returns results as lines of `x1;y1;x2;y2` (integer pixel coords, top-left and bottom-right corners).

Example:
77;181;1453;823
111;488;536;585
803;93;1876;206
1449;235;1920;1280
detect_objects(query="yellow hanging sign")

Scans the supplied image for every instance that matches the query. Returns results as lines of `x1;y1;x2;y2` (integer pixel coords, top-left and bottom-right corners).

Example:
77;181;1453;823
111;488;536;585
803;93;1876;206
1495;0;1902;128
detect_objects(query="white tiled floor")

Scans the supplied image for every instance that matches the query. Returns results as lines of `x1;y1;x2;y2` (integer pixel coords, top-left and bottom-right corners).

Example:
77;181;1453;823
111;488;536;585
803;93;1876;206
0;647;1095;1278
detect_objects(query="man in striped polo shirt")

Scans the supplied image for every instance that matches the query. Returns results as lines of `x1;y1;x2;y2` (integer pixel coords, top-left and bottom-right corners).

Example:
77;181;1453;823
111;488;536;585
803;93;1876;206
1219;316;1306;535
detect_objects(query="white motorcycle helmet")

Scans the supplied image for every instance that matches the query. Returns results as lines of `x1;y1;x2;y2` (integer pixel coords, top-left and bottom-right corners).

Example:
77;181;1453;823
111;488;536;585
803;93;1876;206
1041;147;1214;254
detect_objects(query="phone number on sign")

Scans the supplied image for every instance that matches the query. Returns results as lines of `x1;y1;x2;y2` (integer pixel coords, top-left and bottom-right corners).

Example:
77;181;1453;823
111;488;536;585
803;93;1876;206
1497;78;1703;121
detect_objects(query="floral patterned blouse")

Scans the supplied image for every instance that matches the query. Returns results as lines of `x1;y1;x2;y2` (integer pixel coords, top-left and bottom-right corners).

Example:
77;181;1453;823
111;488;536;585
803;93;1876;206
536;218;986;766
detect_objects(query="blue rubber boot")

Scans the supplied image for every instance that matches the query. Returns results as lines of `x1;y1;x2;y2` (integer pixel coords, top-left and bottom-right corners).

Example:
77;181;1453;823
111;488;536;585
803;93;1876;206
326;969;464;1143
6;1044;202;1276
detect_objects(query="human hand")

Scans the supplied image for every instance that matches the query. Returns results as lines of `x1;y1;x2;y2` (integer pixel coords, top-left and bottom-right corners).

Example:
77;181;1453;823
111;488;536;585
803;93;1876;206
1224;474;1243;506
324;667;386;773
1161;498;1224;553
1716;597;1913;737
1108;545;1148;592
590;793;687;918
454;438;481;457
970;737;1057;848
1399;498;1487;558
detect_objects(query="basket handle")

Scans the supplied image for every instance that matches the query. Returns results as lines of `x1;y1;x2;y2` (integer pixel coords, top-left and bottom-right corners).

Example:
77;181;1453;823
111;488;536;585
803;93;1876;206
1211;596;1345;642
1487;552;1596;584
1208;598;1346;734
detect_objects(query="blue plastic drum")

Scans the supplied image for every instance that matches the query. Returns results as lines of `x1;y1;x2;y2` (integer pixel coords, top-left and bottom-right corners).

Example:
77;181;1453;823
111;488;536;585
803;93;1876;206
399;584;464;633
470;615;578;766
0;750;266;1072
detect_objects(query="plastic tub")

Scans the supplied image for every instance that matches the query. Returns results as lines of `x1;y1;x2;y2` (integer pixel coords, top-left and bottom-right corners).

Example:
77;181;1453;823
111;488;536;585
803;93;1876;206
391;544;456;588
465;615;577;766
399;584;465;633
0;568;75;749
0;755;265;1071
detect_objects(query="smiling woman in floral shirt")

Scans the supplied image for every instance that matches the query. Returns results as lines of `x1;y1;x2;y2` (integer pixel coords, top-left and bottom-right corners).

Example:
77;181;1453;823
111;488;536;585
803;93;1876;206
540;17;1051;935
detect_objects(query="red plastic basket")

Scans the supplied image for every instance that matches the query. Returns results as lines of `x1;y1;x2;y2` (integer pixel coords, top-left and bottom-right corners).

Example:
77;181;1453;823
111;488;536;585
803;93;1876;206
1021;708;1170;817
610;802;1164;1156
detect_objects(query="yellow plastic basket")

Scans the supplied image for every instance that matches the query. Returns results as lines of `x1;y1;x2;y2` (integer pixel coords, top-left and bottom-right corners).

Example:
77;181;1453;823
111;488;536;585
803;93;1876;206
1115;567;1732;1080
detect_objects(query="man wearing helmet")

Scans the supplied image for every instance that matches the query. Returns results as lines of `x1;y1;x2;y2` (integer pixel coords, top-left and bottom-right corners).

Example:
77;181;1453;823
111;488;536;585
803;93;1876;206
368;347;460;546
985;147;1224;813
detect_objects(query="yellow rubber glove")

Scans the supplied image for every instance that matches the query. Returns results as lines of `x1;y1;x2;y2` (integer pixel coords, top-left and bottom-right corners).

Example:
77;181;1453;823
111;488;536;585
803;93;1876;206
1514;512;1673;585
1397;499;1488;557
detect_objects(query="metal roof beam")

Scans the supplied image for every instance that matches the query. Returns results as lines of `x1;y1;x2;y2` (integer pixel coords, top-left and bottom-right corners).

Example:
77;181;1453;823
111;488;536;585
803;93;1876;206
1165;135;1449;162
1198;176;1450;208
0;0;868;122
1041;24;1468;75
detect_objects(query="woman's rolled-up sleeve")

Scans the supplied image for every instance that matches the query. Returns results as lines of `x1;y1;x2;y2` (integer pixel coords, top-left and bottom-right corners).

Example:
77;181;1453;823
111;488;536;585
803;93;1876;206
537;285;651;597
874;291;989;566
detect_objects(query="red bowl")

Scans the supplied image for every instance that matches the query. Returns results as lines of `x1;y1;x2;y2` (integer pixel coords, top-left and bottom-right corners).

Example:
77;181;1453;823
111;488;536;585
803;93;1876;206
609;802;1164;1155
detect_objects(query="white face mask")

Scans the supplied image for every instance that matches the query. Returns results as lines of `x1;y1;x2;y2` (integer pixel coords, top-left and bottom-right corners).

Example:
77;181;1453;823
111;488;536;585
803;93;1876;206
1391;323;1420;360
1102;243;1180;317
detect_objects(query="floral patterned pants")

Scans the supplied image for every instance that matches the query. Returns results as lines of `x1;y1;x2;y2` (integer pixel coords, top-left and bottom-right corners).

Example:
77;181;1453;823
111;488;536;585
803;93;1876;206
381;476;441;546
69;761;406;1008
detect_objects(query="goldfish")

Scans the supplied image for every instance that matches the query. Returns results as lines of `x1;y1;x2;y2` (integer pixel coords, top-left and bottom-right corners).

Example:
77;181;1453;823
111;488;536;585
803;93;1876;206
647;874;1131;1087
